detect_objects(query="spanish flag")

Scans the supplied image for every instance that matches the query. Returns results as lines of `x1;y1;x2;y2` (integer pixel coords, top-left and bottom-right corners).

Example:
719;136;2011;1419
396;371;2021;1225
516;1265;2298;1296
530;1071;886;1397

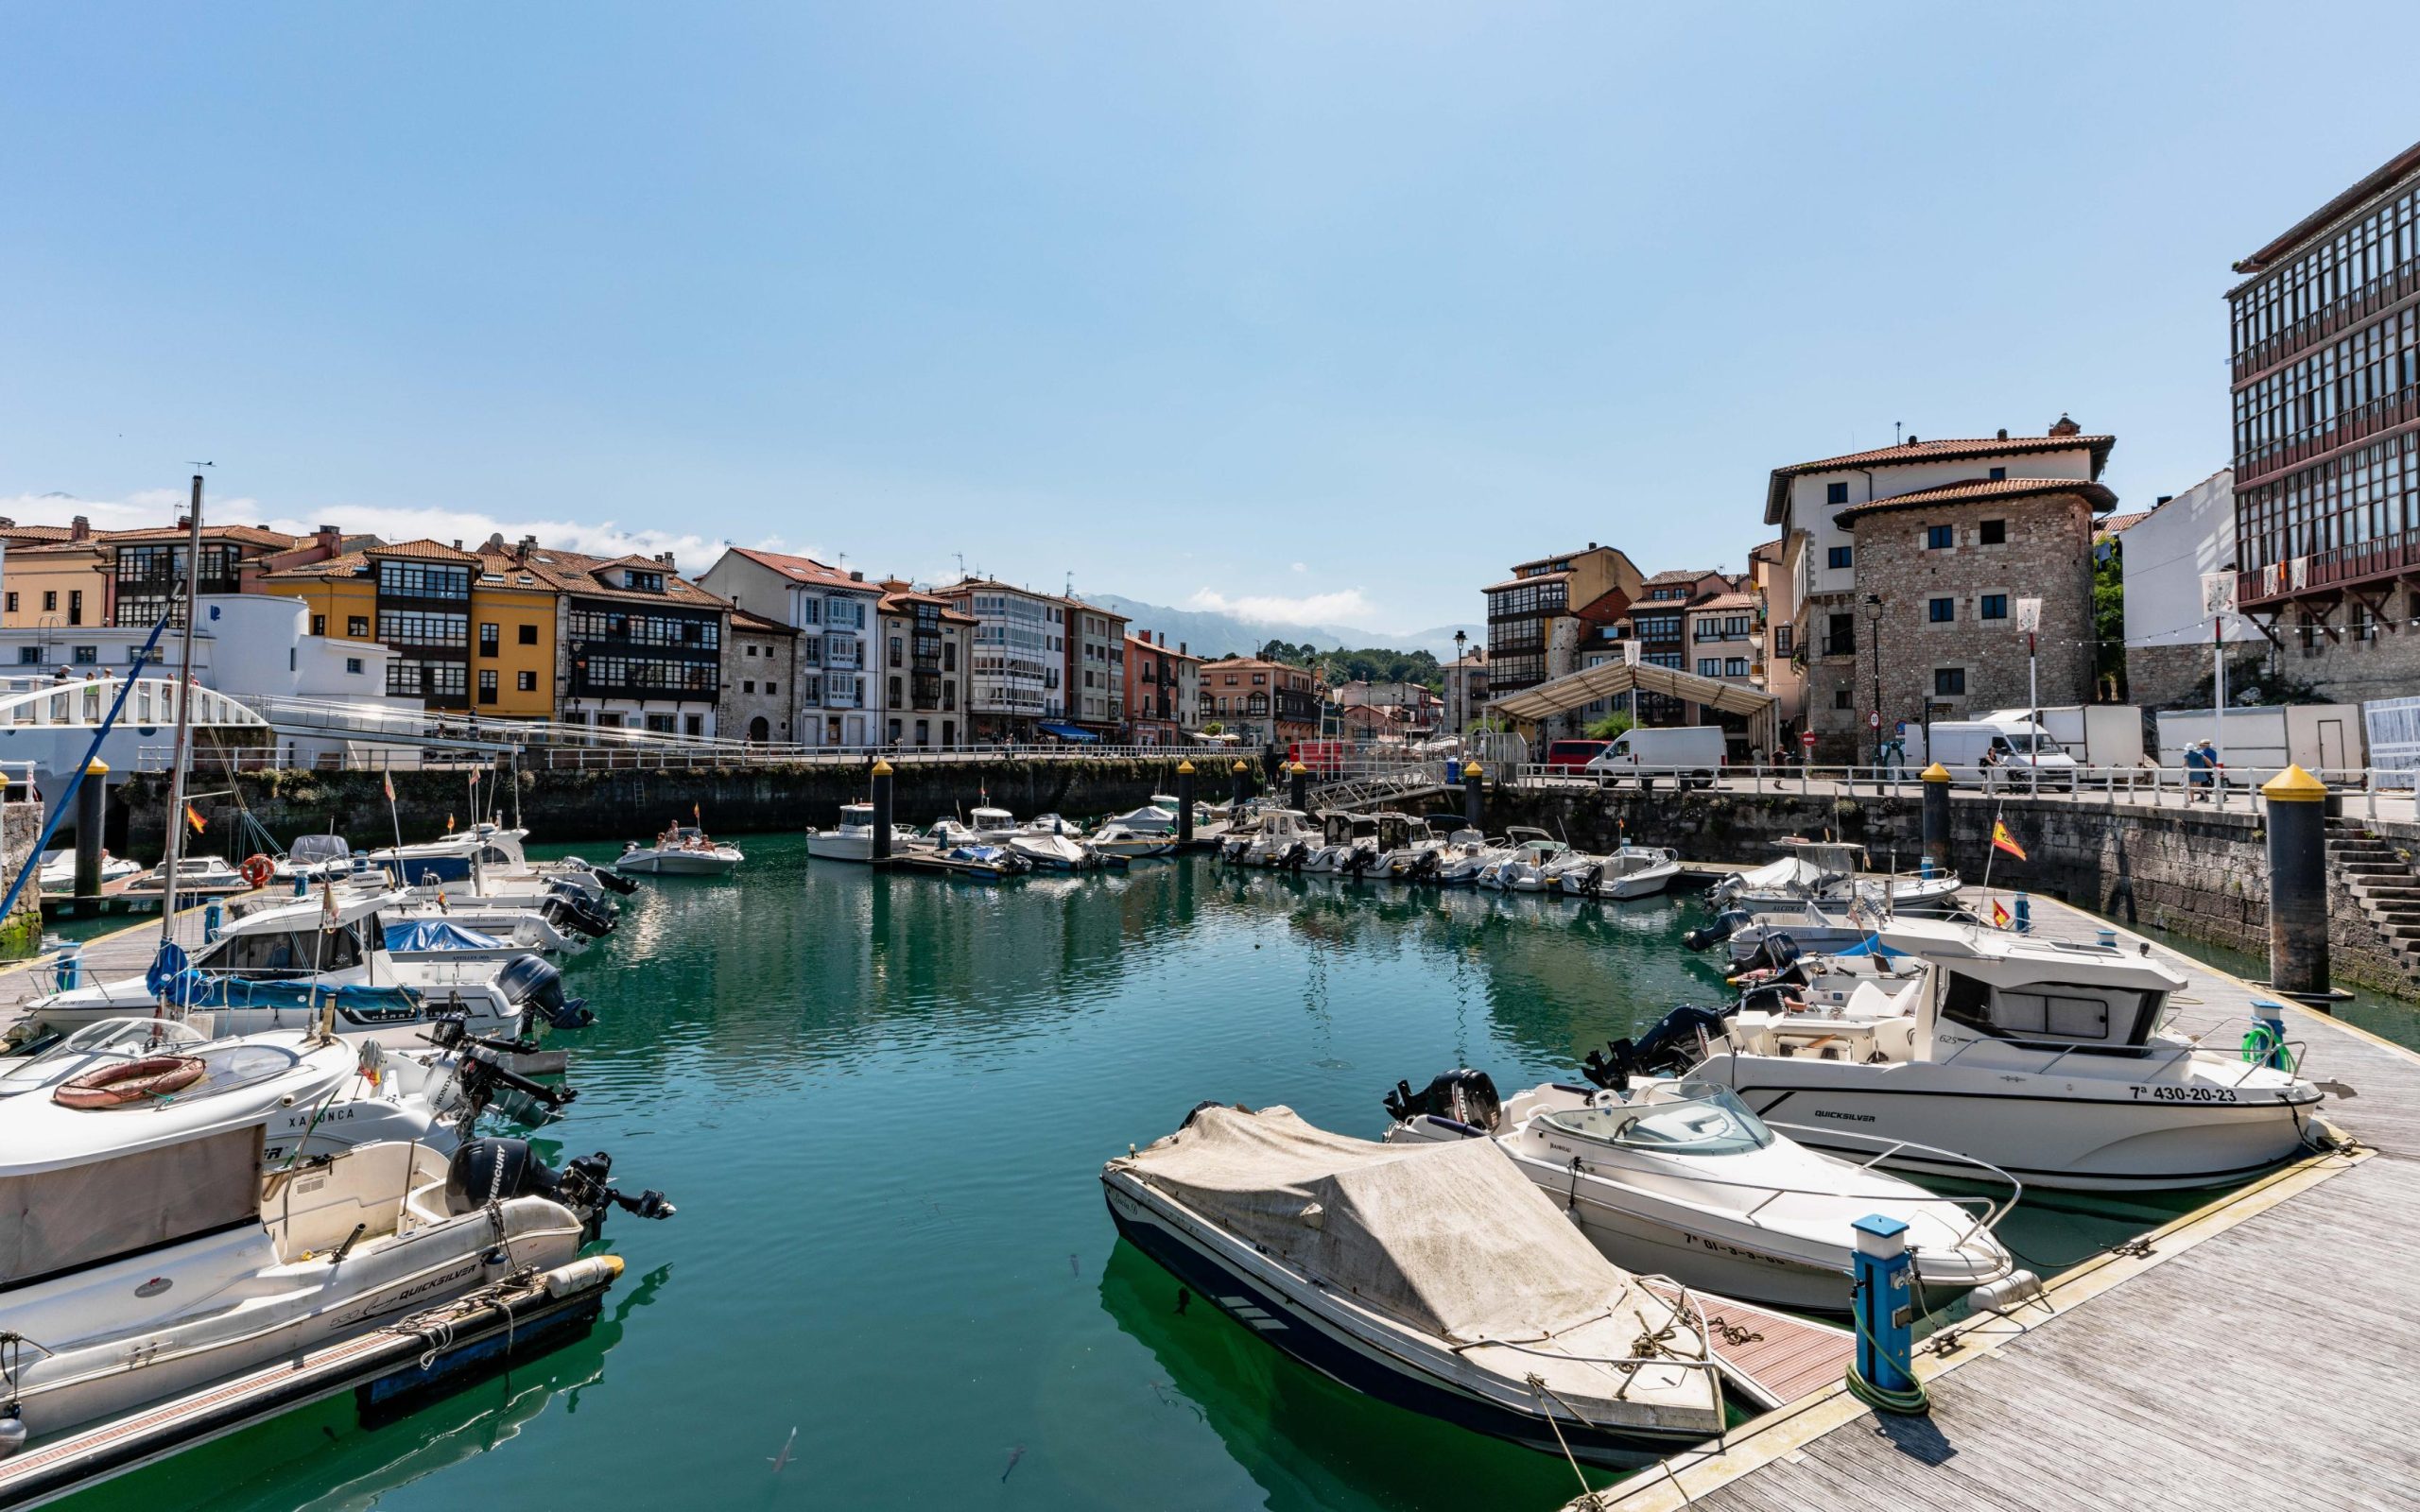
183;802;205;834
1991;898;2013;929
382;770;396;802
1991;821;2027;862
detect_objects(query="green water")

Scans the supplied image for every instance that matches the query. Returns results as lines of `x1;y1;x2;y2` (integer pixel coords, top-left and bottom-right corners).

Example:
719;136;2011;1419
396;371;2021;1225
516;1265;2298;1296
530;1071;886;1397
60;840;2174;1510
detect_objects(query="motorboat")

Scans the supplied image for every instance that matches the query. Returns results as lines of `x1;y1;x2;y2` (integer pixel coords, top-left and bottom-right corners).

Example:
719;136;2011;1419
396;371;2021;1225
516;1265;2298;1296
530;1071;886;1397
1472;832;1572;891
357;827;635;909
1236;809;1316;869
1560;844;1682;901
939;842;1029;881
135;854;246;891
1381;1069;2017;1314
1102;1103;1725;1468
1680;915;2331;1191
1368;813;1450;882
1299;812;1383;876
1726;936;1927;1014
1709;839;1962;917
1010;814;1101;872
380;887;608;954
805;803;915;862
37;850;141;892
271;833;359;884
616;823;744;876
1104;799;1184;834
1684;896;1881;962
0;1061;667;1452
1085;821;1176;860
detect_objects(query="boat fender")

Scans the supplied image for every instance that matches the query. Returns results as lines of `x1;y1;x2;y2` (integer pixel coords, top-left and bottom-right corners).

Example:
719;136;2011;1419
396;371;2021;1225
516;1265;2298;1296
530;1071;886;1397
542;1253;626;1299
1967;1270;2044;1315
1420;1114;1483;1138
0;1406;23;1461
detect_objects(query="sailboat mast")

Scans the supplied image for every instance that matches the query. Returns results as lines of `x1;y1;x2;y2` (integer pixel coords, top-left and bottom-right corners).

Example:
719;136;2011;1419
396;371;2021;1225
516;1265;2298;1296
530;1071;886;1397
156;475;206;953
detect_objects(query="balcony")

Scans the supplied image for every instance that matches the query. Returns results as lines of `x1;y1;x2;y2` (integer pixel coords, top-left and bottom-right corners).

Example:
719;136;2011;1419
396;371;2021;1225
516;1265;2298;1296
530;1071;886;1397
2236;385;2420;487
2240;527;2420;608
1819;635;1857;658
2234;258;2420;384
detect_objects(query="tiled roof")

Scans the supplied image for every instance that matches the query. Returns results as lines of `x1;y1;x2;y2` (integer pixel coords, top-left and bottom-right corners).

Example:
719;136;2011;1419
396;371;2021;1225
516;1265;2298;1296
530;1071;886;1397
2097;509;2153;535
1835;476;2118;526
533;548;729;610
1508;543;1620;572
104;523;297;548
1748;537;1785;563
1766;432;2116;522
469;550;556;593
1484;570;1569;593
877;589;976;624
8;539;109;557
260;550;372;582
0;524;80;543
729;546;879;593
1641;568;1719;587
1690;592;1757;612
365;538;479;562
729;608;800;635
1061;595;1127;621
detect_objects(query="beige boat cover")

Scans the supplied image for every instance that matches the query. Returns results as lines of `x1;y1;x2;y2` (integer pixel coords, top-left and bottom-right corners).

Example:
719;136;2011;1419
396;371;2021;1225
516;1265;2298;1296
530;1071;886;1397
1122;1104;1639;1345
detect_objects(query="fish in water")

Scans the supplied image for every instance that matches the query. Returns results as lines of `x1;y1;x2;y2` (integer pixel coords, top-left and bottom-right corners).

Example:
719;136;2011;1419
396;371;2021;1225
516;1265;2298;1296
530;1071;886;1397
769;1426;798;1472
1000;1446;1026;1483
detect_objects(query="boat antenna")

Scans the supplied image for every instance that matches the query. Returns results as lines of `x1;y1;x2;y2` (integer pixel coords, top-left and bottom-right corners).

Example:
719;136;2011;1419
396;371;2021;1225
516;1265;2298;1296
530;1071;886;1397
155;473;208;1007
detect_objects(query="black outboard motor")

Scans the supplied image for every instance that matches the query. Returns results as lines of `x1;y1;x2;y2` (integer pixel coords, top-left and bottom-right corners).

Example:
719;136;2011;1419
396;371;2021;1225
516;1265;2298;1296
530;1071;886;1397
544;884;618;939
1573;862;1609;901
496;953;594;1030
1580;1040;1637;1092
1627;1004;1737;1076
1406;849;1443;885
571;858;641;896
445;1138;674;1241
1731;932;1803;977
1282;840;1310;871
1342;846;1374;878
1682;907;1752;953
1381;1069;1502;1133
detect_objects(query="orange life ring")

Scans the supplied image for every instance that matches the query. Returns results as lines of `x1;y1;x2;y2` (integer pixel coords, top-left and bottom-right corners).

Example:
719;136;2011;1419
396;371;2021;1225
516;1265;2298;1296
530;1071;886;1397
240;854;275;888
54;1055;207;1108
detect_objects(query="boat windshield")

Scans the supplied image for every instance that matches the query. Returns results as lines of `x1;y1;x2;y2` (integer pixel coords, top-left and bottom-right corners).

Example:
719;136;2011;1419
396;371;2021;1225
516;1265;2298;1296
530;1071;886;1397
1537;1083;1773;1156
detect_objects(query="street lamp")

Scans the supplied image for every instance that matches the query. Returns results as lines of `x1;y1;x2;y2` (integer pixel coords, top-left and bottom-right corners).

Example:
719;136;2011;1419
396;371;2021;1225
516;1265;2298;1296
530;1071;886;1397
1863;593;1884;772
1453;629;1467;746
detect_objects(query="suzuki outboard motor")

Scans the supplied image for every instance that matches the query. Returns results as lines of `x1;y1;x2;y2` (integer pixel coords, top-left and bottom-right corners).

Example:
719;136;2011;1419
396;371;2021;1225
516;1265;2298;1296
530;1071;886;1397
1682;907;1752;953
1381;1069;1502;1133
445;1138;675;1239
496;953;594;1029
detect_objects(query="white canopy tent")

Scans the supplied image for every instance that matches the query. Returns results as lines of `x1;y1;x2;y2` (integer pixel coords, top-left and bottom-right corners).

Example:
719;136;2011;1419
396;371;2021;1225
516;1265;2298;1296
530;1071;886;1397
1489;662;1780;755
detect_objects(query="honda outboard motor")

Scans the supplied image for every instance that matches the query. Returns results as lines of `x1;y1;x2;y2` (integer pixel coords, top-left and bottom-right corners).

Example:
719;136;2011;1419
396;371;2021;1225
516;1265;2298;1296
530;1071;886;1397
445;1138;674;1240
496;953;594;1030
1381;1069;1502;1133
1682;907;1752;953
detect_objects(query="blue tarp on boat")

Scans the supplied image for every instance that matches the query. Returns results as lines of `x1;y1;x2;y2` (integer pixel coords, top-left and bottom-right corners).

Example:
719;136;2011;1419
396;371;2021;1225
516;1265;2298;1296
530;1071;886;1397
384;920;508;952
1831;936;1909;959
145;944;424;1015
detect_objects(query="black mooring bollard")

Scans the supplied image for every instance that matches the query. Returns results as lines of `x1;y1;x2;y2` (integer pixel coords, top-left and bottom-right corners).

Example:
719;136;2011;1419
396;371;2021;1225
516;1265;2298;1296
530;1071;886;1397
2263;764;2328;1002
1921;762;1951;878
1175;760;1196;846
1288;761;1307;813
1231;760;1250;810
74;759;108;899
1462;760;1485;832
871;758;894;863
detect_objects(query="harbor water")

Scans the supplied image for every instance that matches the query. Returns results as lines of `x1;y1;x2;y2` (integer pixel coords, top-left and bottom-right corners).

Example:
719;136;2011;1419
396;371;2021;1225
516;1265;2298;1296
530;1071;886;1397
63;838;2221;1510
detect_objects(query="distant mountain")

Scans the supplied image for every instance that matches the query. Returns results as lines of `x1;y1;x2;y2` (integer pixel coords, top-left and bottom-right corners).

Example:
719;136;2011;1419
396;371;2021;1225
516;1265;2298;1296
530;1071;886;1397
1090;593;1479;660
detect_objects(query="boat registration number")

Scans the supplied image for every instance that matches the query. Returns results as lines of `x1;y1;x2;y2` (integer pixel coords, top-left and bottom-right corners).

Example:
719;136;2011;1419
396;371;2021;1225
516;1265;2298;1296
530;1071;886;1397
2130;1085;2238;1103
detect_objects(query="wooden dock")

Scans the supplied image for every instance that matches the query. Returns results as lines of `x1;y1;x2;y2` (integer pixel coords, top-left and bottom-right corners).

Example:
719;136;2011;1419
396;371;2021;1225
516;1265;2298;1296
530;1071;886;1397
1568;886;2420;1512
0;905;216;1037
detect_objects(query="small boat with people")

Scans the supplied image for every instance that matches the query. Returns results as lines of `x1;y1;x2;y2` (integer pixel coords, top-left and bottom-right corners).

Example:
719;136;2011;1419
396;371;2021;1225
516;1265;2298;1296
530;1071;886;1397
1103;1102;1725;1468
616;821;744;876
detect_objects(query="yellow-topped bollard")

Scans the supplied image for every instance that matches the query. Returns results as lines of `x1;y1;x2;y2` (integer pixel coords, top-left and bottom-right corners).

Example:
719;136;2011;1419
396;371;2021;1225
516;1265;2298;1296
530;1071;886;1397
1921;763;1953;876
870;758;895;862
2261;765;2330;1001
1230;759;1252;810
74;757;112;899
871;758;893;777
1461;757;1486;831
1921;762;1950;782
1175;759;1194;775
1288;760;1309;811
1175;758;1198;844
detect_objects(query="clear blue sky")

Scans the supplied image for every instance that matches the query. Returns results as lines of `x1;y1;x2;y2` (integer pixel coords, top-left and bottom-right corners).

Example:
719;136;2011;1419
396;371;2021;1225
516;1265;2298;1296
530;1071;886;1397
6;3;2418;636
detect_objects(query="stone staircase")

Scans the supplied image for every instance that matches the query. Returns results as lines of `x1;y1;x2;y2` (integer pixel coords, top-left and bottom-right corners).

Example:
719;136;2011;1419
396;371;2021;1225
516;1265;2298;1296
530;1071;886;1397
2327;817;2420;984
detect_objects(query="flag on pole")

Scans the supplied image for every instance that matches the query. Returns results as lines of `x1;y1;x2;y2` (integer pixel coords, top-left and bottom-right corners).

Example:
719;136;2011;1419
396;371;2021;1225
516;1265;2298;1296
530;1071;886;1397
446;814;456;833
1990;821;2027;862
183;802;205;833
693;802;701;822
382;770;395;802
1990;898;2013;929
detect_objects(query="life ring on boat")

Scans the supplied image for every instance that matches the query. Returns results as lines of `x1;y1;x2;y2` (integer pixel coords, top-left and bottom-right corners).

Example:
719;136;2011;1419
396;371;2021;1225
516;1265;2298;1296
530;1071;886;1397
240;854;275;889
53;1055;207;1108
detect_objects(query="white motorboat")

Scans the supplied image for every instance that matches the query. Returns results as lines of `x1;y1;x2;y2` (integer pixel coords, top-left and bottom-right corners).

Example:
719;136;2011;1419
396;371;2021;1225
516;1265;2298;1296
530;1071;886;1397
1709;839;1962;917
1369;813;1451;881
805;803;915;862
1103;1103;1724;1468
0;1055;667;1452
1010;814;1102;871
1236;809;1316;868
270;833;360;884
1085;822;1176;860
1682;916;2331;1191
1104;799;1183;835
1472;832;1570;890
1685;896;1882;962
136;854;246;891
36;850;141;892
1299;812;1383;876
1382;1069;2016;1314
1560;844;1682;901
616;823;744;876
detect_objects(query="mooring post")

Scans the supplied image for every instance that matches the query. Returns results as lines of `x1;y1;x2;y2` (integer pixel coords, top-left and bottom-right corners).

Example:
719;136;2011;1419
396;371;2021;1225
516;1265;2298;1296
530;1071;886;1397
2262;764;2329;1002
204;900;223;943
72;758;107;899
1920;762;1951;879
1850;1213;1924;1410
1231;760;1250;810
871;758;894;863
1462;760;1485;832
1174;760;1196;846
1288;760;1308;813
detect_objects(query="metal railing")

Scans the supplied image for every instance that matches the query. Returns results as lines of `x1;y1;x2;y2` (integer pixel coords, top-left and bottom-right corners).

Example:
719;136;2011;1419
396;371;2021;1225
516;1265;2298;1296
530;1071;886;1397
138;739;1270;775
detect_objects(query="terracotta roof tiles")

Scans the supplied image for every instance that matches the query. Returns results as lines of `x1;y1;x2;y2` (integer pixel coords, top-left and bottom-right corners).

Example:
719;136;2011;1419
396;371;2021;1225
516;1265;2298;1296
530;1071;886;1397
1834;475;2118;526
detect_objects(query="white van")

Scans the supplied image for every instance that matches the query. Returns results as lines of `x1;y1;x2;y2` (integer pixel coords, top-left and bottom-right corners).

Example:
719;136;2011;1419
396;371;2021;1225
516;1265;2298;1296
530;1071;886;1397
1908;719;2081;788
1584;727;1726;790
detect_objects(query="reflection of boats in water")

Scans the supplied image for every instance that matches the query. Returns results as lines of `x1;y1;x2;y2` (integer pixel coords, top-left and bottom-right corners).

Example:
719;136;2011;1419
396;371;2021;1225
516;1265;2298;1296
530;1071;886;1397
1095;1241;1597;1512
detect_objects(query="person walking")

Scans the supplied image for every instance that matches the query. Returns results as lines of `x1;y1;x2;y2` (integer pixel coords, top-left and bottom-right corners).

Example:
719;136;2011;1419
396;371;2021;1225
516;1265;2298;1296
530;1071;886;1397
2183;738;2213;802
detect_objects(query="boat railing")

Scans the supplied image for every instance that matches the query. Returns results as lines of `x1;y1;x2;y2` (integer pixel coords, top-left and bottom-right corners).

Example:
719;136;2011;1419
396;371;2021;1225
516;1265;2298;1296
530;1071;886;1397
1758;1122;2022;1248
1933;1023;2308;1090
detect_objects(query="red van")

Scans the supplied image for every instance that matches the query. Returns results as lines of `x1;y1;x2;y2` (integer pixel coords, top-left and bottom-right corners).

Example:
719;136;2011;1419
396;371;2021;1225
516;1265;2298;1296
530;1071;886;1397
1288;740;1352;777
1543;739;1611;773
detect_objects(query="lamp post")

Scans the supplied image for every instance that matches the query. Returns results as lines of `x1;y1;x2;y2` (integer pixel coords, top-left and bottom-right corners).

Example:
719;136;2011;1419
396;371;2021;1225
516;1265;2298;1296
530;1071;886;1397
1864;593;1884;773
1453;629;1467;748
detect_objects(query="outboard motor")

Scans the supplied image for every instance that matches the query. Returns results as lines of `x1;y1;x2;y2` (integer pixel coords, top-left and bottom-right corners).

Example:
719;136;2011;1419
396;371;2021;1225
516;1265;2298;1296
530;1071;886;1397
1626;1004;1737;1077
1381;1069;1502;1133
444;1138;674;1240
1682;907;1752;953
1731;932;1803;977
1407;849;1443;885
1342;846;1374;878
1574;862;1609;900
495;953;594;1030
1282;840;1310;871
1580;1040;1637;1091
544;885;618;939
567;857;641;896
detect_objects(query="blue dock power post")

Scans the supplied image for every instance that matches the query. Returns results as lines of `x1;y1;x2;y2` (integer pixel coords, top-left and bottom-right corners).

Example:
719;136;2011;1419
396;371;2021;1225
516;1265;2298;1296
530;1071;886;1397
1848;1212;1929;1414
2249;998;2292;1071
204;901;223;943
2012;892;2031;934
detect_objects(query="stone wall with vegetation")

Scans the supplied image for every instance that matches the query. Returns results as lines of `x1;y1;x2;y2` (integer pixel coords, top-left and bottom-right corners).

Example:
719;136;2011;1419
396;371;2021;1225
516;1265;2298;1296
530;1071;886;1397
0;805;42;959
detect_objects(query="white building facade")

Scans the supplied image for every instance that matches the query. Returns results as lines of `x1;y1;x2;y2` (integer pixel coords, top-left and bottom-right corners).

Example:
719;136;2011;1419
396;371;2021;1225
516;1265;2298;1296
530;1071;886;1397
940;579;1064;740
699;548;884;747
2118;469;2265;708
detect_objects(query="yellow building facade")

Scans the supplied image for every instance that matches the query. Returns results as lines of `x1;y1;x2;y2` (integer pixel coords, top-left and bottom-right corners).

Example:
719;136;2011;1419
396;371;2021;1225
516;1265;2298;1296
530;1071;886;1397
258;541;561;718
2;544;112;629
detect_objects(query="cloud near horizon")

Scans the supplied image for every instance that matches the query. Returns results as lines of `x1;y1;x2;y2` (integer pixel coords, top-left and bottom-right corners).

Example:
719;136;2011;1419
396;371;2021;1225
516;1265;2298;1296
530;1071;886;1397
1185;585;1375;627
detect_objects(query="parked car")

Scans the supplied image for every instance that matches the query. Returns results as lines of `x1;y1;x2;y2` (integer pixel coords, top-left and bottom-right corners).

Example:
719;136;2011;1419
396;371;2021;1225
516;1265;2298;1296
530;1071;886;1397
1904;719;2082;788
1543;739;1612;774
1583;728;1726;790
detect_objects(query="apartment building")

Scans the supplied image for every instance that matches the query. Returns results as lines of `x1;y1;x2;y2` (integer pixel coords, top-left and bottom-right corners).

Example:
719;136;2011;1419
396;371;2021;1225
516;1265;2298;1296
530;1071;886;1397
1481;543;1646;700
1766;421;2117;761
264;539;486;710
1200;657;1322;747
1123;631;1201;746
2226;140;2420;702
934;578;1065;740
1;517;106;629
1746;538;1803;731
545;550;728;736
1062;597;1129;736
108;524;301;627
720;610;802;745
699;548;884;747
873;582;975;749
2118;472;2266;707
1441;646;1489;735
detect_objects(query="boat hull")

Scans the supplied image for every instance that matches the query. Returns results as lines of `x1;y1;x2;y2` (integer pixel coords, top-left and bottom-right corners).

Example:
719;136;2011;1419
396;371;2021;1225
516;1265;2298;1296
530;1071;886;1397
617;850;741;875
1102;1182;1711;1469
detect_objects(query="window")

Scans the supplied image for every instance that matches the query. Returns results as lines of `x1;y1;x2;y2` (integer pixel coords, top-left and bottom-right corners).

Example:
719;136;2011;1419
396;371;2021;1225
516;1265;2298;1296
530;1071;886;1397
1825;481;1850;505
70;644;96;664
1979;593;2009;621
1827;545;1852;570
1833;688;1852;709
378;610;469;648
348;616;369;637
1725;657;1749;678
624;569;666;593
1774;626;1794;654
942;641;956;672
1824;612;1855;656
685;714;702;737
345;657;365;674
518;623;538;645
67;591;82;626
743;679;755;695
2;593;13;613
42;591;55;612
1988;466;2007;482
1979;519;2006;545
1925;524;1954;550
1934;667;1966;696
311;614;327;636
14;647;36;665
478;669;499;704
517;670;537;692
376;561;470;600
1698;657;1720;677
645;713;676;733
479;623;500;657
1928;597;1956;623
890;635;904;668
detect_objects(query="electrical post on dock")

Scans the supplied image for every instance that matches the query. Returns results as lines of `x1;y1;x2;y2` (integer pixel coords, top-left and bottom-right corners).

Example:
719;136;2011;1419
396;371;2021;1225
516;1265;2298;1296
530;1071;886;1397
73;758;109;899
1461;760;1484;832
1849;1212;1926;1414
871;760;894;863
1920;762;1950;879
1230;760;1250;811
1288;760;1307;813
2261;764;2329;1004
1174;761;1195;845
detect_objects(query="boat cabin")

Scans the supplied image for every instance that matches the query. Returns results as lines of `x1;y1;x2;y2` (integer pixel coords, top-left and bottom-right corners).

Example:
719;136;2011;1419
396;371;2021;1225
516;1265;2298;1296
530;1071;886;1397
1883;919;2187;1056
196;890;391;979
837;804;876;830
1321;812;1378;846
